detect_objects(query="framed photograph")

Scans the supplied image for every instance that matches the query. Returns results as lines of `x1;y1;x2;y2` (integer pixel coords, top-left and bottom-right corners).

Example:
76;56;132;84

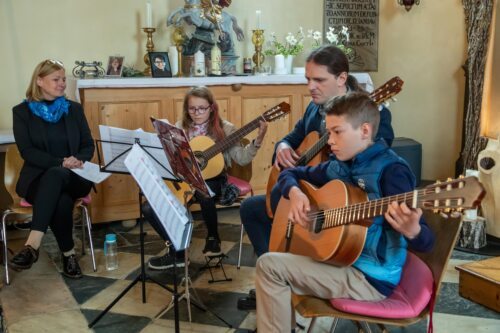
149;52;172;78
106;56;124;77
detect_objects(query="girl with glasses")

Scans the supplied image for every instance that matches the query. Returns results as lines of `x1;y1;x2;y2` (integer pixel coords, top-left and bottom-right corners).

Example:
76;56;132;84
143;85;267;270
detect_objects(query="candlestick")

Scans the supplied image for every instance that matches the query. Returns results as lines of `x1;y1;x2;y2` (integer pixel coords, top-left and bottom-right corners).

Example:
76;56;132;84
146;0;152;28
256;10;261;30
142;27;156;76
172;26;185;77
252;29;265;74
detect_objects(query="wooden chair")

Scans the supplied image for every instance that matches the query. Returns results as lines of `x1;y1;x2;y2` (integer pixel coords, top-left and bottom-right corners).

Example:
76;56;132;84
1;145;97;285
292;213;462;333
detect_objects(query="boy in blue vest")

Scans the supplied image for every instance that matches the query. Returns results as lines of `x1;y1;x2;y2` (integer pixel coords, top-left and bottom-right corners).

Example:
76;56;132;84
255;92;435;332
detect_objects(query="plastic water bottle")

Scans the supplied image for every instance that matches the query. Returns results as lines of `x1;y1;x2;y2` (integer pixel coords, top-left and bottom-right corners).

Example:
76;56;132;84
104;234;118;271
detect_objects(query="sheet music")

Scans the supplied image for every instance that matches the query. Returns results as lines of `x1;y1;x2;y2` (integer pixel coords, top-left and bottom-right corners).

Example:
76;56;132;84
99;125;175;179
124;144;191;250
151;118;211;197
71;161;112;183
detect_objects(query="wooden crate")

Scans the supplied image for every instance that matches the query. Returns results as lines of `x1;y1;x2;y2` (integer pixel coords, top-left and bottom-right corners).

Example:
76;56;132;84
456;256;500;312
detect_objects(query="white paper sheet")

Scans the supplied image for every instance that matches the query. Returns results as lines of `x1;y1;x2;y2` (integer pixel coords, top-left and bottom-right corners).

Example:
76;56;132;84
124;144;191;250
98;125;175;179
71;161;111;183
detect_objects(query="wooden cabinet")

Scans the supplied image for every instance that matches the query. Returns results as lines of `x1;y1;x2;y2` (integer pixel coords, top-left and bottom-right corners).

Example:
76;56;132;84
78;78;310;223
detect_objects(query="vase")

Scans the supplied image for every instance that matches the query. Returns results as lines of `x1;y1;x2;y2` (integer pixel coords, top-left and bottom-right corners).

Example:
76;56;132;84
285;55;294;74
274;54;287;75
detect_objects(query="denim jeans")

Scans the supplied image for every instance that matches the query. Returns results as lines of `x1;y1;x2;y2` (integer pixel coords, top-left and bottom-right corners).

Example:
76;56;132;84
240;185;281;257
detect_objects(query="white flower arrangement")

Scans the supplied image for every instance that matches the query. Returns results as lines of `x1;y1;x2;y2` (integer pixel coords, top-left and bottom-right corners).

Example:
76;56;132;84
264;27;305;57
308;26;353;57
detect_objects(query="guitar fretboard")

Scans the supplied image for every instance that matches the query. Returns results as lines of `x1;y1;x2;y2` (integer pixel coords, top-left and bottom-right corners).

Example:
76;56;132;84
202;115;265;160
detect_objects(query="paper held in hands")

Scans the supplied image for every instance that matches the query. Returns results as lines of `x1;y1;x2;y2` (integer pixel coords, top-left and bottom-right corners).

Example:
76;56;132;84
71;161;112;184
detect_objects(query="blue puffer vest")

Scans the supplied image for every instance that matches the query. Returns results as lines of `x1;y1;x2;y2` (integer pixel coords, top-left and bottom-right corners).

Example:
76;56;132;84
325;140;415;286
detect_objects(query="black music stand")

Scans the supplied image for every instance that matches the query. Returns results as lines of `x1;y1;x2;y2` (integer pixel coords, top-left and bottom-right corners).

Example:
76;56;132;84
88;137;187;332
150;118;231;327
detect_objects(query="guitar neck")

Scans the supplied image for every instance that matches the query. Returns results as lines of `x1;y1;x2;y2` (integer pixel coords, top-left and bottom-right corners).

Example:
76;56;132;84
296;85;397;167
318;190;419;230
202;115;264;160
296;133;329;166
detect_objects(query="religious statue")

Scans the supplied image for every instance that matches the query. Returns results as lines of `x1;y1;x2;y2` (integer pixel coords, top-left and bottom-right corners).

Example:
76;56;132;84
167;0;244;57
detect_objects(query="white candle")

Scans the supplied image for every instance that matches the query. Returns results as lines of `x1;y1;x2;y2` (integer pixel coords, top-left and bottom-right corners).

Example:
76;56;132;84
146;0;152;27
194;50;206;76
256;10;261;30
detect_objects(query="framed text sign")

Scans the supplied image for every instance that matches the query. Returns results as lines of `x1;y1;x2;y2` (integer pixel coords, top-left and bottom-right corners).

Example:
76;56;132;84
324;0;379;71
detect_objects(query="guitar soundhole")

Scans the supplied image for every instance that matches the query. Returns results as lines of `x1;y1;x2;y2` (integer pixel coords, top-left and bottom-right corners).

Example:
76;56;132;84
194;151;207;170
312;211;325;234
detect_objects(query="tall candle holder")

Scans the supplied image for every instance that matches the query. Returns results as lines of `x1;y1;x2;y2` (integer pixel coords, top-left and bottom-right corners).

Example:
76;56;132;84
252;29;265;74
142;27;156;76
172;26;185;77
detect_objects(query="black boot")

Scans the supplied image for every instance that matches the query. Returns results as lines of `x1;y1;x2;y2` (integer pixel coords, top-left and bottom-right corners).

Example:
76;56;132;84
62;254;82;279
10;245;39;270
237;288;256;310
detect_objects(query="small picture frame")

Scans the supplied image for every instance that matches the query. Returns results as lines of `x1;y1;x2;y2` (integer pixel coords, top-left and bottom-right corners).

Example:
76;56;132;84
149;52;172;78
105;56;124;77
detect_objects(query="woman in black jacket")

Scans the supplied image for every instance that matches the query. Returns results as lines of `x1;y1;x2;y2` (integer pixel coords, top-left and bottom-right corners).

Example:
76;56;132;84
10;59;94;278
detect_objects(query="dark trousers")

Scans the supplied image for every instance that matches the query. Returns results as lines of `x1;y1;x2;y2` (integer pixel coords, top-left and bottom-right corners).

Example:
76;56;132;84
141;175;226;253
25;167;93;252
239;185;281;257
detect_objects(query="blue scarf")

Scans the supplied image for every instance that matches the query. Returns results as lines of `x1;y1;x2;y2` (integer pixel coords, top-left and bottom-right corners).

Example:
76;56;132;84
27;96;69;123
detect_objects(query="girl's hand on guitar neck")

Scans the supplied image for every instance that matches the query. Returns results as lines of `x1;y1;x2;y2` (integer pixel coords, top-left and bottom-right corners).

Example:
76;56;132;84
384;201;423;239
275;143;299;170
288;186;311;228
254;120;268;147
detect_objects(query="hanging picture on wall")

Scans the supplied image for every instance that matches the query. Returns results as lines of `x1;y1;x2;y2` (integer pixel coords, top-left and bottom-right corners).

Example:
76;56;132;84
105;56;124;77
149;52;173;78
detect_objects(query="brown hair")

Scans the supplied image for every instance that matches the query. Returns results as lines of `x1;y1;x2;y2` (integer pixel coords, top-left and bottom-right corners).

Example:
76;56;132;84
182;86;225;141
306;45;363;92
26;59;65;101
324;92;379;139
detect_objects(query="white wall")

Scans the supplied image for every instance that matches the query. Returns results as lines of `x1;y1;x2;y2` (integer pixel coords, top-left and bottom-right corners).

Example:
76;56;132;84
0;0;466;180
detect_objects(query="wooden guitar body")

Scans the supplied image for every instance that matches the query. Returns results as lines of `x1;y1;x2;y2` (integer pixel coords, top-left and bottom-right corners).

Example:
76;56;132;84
265;131;326;217
189;135;225;180
269;180;369;266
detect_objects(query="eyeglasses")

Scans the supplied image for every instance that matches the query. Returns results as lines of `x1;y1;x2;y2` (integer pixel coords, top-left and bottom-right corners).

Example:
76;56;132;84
45;59;64;67
188;106;211;114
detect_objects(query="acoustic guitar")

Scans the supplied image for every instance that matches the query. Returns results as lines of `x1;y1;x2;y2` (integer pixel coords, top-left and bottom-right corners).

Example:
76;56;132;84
269;176;485;266
189;102;291;180
265;76;404;218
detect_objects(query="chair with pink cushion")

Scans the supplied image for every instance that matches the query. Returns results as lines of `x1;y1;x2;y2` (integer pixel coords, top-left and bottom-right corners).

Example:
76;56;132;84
292;213;462;333
1;145;97;285
227;174;254;269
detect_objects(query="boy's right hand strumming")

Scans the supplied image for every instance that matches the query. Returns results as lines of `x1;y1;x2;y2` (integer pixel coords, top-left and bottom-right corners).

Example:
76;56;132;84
288;186;311;228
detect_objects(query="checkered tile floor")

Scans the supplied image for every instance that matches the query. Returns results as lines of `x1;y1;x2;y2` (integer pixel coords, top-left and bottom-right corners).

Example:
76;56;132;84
1;207;499;332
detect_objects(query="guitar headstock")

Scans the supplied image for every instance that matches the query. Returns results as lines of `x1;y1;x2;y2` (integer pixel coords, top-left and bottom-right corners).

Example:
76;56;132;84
419;176;486;217
369;76;404;106
262;102;291;122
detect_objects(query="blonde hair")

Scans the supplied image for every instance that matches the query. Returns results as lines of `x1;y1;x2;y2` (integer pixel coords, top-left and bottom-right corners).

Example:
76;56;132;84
26;59;65;101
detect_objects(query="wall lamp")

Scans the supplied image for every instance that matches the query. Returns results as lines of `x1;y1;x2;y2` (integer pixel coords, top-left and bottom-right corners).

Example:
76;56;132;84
398;0;420;11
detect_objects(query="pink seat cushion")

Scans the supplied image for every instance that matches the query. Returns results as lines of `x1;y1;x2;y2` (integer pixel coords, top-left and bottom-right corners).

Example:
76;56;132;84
227;175;252;196
80;194;92;205
330;252;434;319
20;198;32;207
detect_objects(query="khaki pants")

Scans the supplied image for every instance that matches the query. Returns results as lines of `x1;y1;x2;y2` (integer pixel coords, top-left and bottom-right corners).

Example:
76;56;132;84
256;252;385;333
